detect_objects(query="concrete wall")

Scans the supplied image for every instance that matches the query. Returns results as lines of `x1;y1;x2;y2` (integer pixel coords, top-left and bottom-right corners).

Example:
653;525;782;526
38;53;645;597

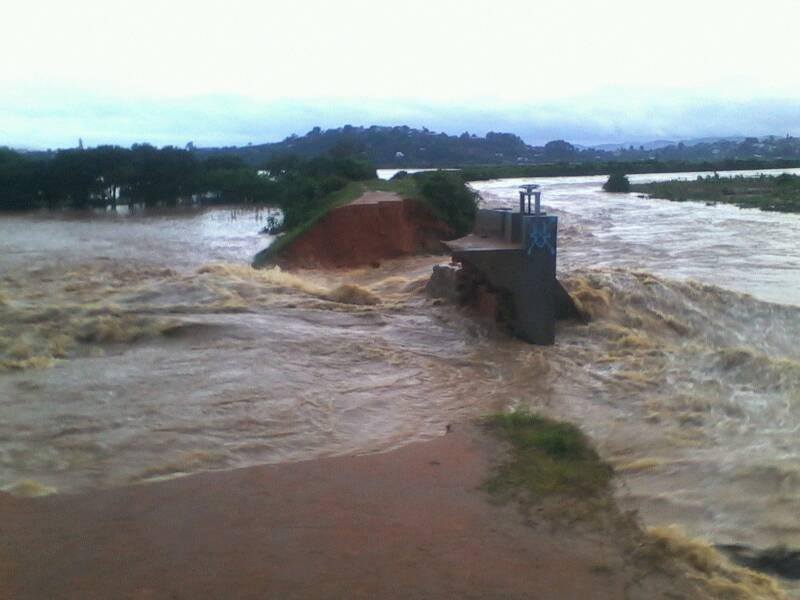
473;209;521;243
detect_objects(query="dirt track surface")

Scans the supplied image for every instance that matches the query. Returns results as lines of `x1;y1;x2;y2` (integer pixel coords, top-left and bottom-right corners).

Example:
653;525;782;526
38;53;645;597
0;426;696;600
346;191;403;205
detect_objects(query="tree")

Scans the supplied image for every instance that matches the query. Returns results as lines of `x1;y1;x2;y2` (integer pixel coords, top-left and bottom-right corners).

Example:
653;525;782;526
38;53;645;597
0;148;40;209
603;173;630;193
418;171;477;236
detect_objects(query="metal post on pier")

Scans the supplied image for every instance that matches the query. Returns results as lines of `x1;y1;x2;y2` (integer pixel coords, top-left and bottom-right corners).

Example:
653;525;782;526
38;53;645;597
518;184;543;215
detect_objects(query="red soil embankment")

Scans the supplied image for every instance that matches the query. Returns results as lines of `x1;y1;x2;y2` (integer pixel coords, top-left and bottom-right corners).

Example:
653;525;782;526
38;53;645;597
278;192;452;268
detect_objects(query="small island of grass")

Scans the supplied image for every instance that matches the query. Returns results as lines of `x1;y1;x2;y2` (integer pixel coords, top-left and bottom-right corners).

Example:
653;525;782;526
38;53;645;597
631;172;800;213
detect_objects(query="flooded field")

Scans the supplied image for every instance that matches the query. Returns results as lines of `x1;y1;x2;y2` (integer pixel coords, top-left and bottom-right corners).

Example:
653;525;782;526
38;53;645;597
2;169;800;557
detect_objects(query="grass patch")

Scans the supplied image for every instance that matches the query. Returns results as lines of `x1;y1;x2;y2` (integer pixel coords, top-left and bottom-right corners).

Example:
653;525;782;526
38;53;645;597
482;411;613;502
631;172;800;213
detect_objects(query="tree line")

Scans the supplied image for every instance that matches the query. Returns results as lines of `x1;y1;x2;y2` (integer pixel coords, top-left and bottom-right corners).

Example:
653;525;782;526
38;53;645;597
0;145;375;225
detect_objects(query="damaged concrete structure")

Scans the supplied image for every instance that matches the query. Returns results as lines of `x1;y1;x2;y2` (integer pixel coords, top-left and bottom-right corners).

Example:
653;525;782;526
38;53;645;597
436;185;579;345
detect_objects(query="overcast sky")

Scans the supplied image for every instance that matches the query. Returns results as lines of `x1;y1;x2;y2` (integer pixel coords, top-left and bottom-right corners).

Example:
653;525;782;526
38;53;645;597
3;0;800;148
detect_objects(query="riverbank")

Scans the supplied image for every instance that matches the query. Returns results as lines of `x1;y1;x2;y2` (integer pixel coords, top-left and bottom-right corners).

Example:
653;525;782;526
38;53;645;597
630;173;800;213
0;422;783;599
457;158;800;182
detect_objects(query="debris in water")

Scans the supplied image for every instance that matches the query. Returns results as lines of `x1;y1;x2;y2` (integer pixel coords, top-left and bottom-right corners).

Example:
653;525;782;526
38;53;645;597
3;479;58;498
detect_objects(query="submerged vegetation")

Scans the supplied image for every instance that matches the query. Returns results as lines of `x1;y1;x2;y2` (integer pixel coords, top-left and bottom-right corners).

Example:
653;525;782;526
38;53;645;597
0;145;477;239
482;411;613;501
602;172;631;192
631;172;800;212
0;145;374;213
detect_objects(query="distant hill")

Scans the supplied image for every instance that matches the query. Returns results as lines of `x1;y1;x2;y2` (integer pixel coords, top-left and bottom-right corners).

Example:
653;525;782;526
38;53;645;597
683;136;747;146
582;137;750;152
15;127;792;169
192;125;545;167
192;127;800;168
588;140;676;151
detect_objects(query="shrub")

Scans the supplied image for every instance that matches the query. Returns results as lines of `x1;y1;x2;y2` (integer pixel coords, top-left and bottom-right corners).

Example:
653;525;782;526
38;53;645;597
603;172;630;193
417;171;477;236
319;175;349;195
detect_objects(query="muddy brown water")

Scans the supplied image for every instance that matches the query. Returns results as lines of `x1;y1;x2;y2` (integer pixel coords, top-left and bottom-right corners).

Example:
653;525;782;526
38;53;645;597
2;170;800;558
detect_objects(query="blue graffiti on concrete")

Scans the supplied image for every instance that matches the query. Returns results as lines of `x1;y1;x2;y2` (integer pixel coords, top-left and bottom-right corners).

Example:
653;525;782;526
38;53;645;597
527;218;556;256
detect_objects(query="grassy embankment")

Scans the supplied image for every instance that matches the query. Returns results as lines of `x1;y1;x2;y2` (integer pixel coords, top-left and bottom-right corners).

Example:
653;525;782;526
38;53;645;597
631;172;800;213
253;171;476;267
456;158;800;182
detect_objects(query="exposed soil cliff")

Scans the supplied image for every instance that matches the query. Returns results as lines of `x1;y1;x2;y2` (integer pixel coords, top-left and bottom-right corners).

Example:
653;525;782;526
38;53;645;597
274;192;452;268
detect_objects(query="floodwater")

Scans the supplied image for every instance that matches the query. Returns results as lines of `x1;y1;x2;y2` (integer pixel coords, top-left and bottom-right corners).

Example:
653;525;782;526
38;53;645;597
474;167;800;305
471;169;800;552
2;170;800;559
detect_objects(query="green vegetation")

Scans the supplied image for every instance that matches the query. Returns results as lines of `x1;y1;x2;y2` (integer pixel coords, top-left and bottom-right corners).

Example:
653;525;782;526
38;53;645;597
0;145;376;216
261;154;376;230
416;171;477;237
482;411;613;501
7;129;800;212
603;173;630;192
0;145;263;210
358;170;478;238
0;142;477;266
457;158;800;182
631;172;800;213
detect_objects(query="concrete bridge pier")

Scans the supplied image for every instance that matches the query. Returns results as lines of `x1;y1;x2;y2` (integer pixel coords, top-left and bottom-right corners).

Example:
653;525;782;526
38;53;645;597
517;214;558;345
437;183;577;346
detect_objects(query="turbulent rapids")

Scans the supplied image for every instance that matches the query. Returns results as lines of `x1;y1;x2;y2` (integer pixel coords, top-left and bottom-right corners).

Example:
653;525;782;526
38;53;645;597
2;170;800;561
